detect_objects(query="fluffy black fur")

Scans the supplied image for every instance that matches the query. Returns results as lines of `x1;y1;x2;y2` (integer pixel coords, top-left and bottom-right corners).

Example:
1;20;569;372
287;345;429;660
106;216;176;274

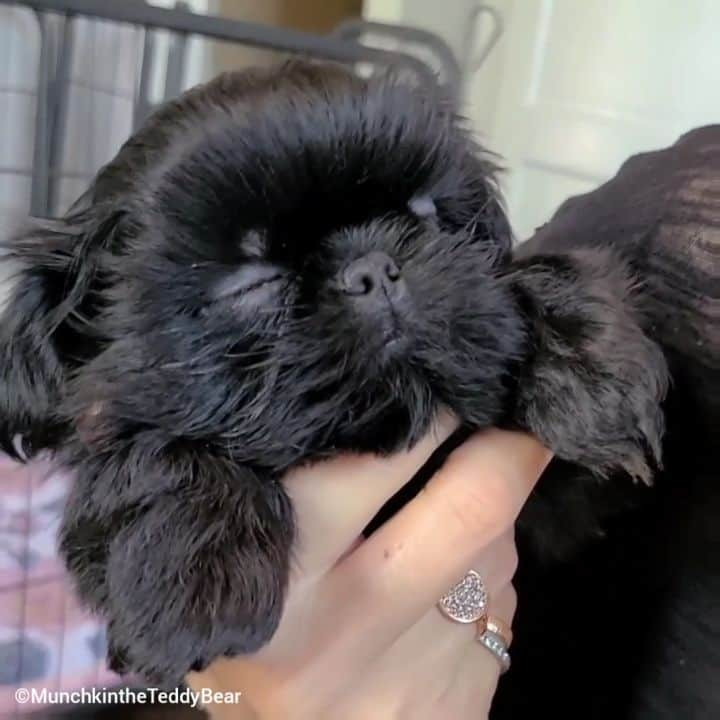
0;62;668;685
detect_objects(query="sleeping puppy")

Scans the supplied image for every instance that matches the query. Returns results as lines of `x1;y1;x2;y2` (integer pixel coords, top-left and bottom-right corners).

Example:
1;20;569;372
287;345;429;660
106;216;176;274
0;62;667;684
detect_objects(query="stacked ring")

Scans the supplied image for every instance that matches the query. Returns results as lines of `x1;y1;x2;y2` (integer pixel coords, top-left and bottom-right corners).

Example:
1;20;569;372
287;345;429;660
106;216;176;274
437;569;513;674
476;626;511;674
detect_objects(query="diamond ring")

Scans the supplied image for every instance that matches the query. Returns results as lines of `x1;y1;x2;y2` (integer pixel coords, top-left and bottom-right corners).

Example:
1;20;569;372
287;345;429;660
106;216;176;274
437;569;488;624
477;627;511;674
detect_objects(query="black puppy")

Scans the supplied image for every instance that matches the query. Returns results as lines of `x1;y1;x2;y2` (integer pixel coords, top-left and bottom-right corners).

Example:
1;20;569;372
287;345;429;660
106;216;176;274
0;62;667;684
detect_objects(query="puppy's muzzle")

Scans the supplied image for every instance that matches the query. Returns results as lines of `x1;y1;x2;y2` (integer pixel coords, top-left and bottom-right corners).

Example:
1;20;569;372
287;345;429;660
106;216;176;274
339;251;411;349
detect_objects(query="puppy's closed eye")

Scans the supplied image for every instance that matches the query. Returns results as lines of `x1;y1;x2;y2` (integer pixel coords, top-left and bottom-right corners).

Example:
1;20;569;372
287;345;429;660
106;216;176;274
211;263;287;310
213;262;285;300
198;228;283;310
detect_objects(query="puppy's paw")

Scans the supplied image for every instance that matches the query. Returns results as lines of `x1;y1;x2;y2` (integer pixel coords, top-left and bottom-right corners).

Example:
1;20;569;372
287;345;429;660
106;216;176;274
508;248;669;483
60;447;294;685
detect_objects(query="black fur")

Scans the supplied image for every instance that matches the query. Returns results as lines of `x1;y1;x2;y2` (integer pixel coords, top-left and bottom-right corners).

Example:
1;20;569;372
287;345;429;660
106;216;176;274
0;62;668;685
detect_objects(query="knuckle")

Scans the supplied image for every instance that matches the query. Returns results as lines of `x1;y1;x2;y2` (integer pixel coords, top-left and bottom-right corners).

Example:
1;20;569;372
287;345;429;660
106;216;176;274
438;478;509;539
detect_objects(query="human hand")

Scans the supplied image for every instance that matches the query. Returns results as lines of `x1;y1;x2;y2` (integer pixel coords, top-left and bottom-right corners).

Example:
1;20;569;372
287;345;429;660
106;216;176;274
187;415;552;719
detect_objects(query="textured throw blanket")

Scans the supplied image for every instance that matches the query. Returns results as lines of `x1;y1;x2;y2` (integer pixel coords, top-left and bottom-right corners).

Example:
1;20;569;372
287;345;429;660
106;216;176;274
519;125;718;423
494;125;719;720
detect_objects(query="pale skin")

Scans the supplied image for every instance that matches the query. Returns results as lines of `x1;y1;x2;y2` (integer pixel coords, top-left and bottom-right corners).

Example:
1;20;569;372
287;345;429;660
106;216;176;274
187;414;553;720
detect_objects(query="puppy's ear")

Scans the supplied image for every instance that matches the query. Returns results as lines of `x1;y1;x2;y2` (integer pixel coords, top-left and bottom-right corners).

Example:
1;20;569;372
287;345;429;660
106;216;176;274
0;205;120;459
508;247;669;483
60;445;294;685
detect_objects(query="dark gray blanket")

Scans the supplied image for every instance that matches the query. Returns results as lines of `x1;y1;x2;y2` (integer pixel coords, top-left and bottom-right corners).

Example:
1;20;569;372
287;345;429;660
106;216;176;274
519;125;718;423
493;126;719;720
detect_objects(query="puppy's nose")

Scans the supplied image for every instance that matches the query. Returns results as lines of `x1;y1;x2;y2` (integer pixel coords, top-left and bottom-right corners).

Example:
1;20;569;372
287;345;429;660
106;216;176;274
340;252;403;299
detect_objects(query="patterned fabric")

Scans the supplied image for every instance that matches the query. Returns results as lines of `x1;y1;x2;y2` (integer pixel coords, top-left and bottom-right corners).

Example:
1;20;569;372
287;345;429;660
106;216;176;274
0;452;122;718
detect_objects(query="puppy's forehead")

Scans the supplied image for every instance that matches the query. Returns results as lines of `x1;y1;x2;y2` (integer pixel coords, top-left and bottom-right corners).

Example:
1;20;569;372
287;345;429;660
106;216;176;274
145;72;472;229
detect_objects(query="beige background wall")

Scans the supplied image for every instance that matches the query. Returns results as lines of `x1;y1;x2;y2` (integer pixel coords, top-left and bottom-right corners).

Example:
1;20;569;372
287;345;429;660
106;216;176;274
366;0;720;241
212;0;363;73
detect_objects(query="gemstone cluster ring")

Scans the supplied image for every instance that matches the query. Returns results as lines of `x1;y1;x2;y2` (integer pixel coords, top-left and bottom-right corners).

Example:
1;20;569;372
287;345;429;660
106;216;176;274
437;569;488;624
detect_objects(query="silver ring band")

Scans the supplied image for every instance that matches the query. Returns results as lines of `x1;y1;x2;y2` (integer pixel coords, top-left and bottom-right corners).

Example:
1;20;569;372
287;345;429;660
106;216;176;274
477;630;511;674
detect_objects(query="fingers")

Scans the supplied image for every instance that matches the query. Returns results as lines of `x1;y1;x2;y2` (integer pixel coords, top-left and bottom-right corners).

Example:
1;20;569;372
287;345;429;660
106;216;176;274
373;531;517;670
449;584;518;719
333;583;513;718
466;529;518;594
281;526;521;715
486;583;517;631
284;409;460;579
188;430;540;720
315;429;551;672
370;583;517;720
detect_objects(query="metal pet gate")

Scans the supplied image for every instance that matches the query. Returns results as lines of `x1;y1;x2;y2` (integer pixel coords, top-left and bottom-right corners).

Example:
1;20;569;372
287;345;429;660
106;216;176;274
0;0;503;221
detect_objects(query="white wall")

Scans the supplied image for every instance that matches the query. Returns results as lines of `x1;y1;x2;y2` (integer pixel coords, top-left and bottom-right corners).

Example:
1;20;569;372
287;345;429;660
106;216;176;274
475;0;720;240
365;0;720;241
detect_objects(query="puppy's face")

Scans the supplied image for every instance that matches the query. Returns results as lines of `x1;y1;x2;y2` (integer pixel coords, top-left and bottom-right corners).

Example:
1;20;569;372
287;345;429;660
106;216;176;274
0;63;528;680
71;66;525;473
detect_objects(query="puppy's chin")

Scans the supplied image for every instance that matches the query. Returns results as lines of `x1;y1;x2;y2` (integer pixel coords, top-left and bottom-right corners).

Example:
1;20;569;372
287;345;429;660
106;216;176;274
379;333;411;364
